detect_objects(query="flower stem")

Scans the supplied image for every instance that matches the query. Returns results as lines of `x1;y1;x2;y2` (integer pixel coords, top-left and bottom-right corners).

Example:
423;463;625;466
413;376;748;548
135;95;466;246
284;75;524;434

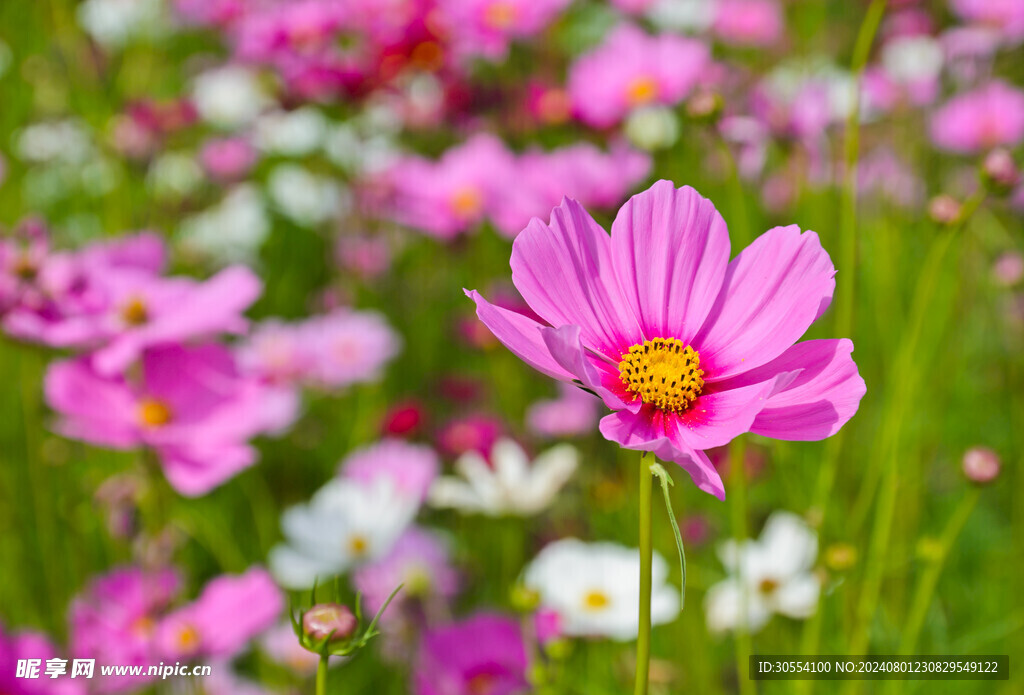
729;437;755;695
316;654;328;695
634;452;653;695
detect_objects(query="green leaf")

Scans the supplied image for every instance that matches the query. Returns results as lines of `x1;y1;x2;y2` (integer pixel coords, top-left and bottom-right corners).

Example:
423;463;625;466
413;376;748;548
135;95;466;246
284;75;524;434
650;462;687;611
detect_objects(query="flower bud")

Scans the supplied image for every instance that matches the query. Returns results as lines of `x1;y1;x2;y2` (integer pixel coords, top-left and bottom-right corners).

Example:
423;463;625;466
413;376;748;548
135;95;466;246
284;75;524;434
981;148;1020;194
624;106;679;151
962;446;1000;485
992;251;1024;287
685;89;724;124
302;603;358;642
927;194;961;225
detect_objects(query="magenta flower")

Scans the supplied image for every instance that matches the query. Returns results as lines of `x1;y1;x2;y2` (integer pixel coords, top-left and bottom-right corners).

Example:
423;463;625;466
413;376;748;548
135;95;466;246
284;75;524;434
568;24;710;128
45;343;298;496
0;624;84;695
69;567;181;693
413;613;528;695
354;526;459;618
341;438;440;502
155;568;282;660
200;137;258;180
950;0;1024;44
467;180;865;498
713;0;785;47
930;81;1024;154
526;382;601;438
438;0;572;60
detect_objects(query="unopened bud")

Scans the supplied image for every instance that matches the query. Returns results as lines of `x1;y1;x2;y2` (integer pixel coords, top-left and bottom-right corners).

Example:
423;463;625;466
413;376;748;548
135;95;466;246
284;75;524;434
962;446;1000;485
685;89;724;124
981;148;1019;194
303;603;357;642
927;194;961;225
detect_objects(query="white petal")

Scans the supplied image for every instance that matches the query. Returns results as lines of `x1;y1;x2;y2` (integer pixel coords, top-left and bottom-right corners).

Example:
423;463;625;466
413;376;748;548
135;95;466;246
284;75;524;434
759;511;818;577
704;578;771;634
773;573;821;619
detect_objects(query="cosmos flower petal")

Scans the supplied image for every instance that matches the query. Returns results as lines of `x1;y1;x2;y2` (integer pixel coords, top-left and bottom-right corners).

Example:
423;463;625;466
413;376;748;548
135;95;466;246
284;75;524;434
719;339;867;441
674;380;778;450
540;324;637;412
599;410;725;499
704;578;772;634
695;225;836;381
610;181;730;344
511;197;641;359
158;442;257;497
773;574;821;619
44;358;140;448
465;289;574;381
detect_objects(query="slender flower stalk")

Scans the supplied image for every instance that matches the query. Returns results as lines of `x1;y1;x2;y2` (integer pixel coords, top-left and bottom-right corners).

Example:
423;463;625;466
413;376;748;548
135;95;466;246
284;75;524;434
634;452;654;695
316;654;328;695
729;436;756;695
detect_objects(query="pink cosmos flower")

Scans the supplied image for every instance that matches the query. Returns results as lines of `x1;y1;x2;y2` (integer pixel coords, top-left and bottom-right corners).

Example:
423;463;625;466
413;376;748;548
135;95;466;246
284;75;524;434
69;567;181;693
387;134;517;239
568;24;710;128
526;382;601;438
155;568;282;660
438;0;572;60
437;415;504;458
950;0;1024;44
0;624;84;695
713;0;785;47
413;613;528;695
930;81;1024;154
260;622;320;674
199;137;258;181
340;438;440;501
45;343;298;496
353;526;459;617
466;180;865;499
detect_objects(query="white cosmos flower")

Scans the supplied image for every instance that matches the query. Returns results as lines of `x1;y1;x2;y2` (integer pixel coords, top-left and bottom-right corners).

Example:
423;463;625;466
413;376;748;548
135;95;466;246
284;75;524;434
267;165;346;227
269;478;417;589
192;66;270;129
523;539;680;641
179;184;270;264
704;511;820;634
428;438;577;516
254;107;329;156
881;35;944;85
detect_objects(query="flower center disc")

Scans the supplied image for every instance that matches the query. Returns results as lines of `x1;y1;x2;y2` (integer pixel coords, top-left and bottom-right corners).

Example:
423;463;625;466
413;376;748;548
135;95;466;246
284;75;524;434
618;338;705;413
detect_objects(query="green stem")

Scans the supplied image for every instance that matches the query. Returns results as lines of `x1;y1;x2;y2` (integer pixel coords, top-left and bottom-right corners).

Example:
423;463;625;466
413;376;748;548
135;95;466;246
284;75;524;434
729;437;755;695
634;452;653;695
316;654;328;695
898;489;980;655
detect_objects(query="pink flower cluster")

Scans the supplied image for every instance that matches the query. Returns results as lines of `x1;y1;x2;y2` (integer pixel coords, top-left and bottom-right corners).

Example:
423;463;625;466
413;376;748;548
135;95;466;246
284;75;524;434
0;224;298;496
69;567;281;693
382;134;651;239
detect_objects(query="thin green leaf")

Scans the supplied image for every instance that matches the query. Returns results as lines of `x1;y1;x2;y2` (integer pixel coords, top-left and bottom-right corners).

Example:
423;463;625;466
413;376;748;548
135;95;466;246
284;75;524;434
650;462;687;611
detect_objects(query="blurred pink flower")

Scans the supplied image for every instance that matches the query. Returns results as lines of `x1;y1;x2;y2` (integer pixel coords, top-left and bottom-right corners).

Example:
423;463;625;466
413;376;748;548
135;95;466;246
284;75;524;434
568;24;710;128
199;137;258;181
387;134;517;239
260;622;320;674
930;81;1024;153
69;567;181;693
155;568;282;660
353;526;459;617
610;0;657;13
335;234;392;279
437;415;504;458
0;624;84;695
950;0;1024;44
413;613;527;695
714;0;785;47
340;438;440;501
439;0;572;60
993;251;1024;287
381;399;426;436
467;181;865;499
45;343;298;496
526;383;600;438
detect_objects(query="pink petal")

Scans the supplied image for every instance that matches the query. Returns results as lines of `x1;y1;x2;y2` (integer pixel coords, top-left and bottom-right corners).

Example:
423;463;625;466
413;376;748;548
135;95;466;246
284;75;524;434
540;324;637;412
695;225;835;382
610;181;730;345
465;290;574;381
511;197;640;360
673;380;777;450
44;359;140;448
599;410;725;499
158;442;256;497
721;339;866;441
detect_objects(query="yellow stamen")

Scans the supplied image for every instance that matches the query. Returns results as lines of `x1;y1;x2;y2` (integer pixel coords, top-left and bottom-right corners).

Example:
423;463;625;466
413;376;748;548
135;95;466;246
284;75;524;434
177;624;200;652
484;1;518;29
348;534;369;556
450;186;484;219
582;590;611;611
619;338;704;413
758;578;780;595
625;76;659;106
120;297;149;326
138;399;173;427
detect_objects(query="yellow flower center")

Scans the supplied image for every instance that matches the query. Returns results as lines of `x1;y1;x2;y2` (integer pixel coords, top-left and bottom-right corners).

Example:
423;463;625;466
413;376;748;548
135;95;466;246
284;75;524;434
176;624;201;652
450;186;484;219
120;297;149;326
467;673;496;695
619;338;705;413
138;399;173;427
484;1;518;29
582;589;611;611
758;578;780;595
348;534;369;557
626;76;659;106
